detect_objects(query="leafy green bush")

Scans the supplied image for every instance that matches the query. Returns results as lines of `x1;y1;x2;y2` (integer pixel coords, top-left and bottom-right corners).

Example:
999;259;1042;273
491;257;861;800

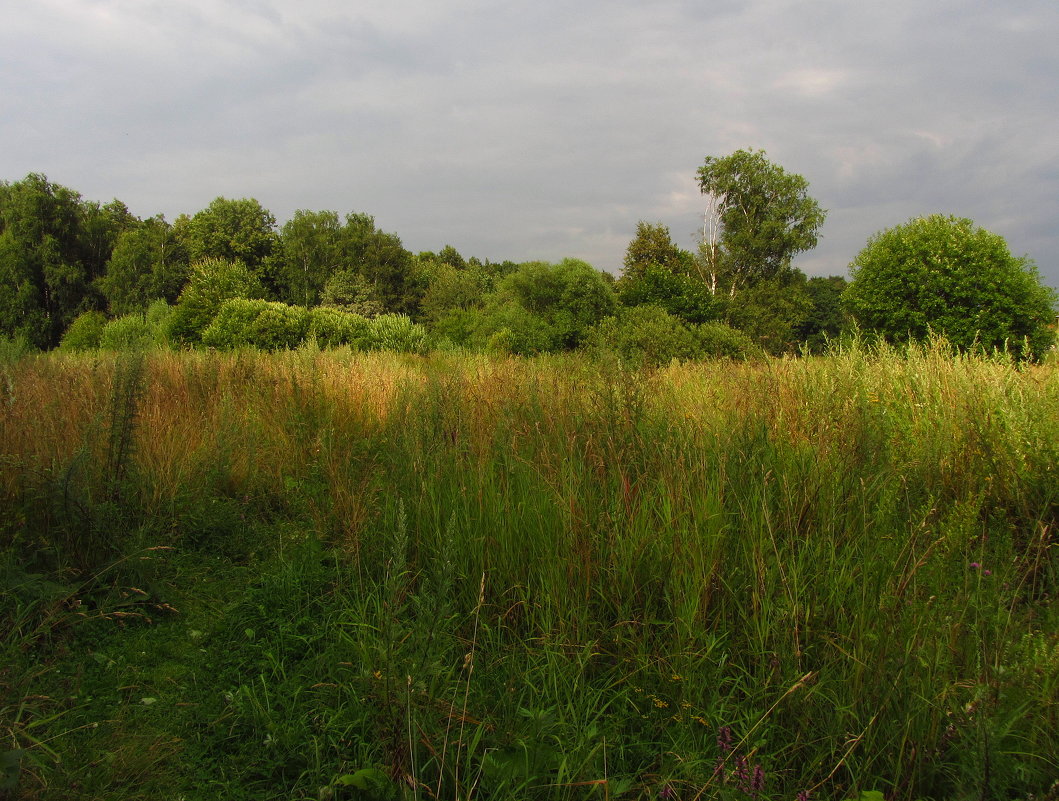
844;215;1056;359
308;306;373;349
368;314;427;354
694;321;762;360
587;305;702;366
201;298;267;349
0;334;36;364
165;258;264;345
58;310;107;351
617;264;718;325
202;299;310;351
479;259;617;353
145;299;173;330
243;303;310;350
481;303;558;356
99;313;156;350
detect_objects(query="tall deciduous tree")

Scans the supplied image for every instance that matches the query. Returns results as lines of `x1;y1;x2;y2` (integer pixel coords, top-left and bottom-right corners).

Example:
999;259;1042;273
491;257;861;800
337;213;414;315
99;216;189;316
0;174;101;346
621;222;693;282
275;210;343;308
844;215;1056;359
178;197;278;291
697;149;826;294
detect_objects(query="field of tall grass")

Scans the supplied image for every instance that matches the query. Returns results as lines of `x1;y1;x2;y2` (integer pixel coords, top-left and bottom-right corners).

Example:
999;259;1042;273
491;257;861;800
1;343;1057;800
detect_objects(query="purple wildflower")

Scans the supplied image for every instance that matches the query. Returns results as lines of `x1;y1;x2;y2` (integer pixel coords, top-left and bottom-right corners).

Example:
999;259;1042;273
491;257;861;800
716;726;733;754
733;755;752;793
750;764;766;796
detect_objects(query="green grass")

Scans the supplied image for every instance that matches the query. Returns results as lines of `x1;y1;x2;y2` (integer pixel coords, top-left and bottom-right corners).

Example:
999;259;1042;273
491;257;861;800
1;343;1057;800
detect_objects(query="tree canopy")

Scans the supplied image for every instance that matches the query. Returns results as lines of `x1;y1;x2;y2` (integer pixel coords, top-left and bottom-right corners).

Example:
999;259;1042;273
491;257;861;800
697;149;826;292
843;215;1056;359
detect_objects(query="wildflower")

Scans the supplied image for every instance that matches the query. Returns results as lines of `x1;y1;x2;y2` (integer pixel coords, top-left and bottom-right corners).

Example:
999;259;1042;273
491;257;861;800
716;726;733;754
750;764;766;796
660;784;676;800
733;755;752;791
970;562;981;569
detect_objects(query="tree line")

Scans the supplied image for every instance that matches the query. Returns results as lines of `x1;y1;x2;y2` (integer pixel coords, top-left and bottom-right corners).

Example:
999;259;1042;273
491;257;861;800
1;149;1054;362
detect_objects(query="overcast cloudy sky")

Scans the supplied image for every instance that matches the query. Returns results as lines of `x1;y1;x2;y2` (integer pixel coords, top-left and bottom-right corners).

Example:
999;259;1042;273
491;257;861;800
3;0;1058;286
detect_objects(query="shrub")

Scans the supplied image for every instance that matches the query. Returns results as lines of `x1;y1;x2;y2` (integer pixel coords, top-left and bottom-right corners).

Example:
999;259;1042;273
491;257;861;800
165;258;264;345
202;299;310;351
480;303;558;356
243;303;310;351
308;307;373;350
99;313;156;350
145;299;174;330
844;215;1056;360
368;314;427;354
587;305;702;367
59;310;107;351
694;321;762;360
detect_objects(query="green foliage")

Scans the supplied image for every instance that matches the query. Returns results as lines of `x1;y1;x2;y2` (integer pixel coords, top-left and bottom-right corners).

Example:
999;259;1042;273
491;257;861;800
0;175;105;347
201;299;310;351
697;149;826;291
144;299;173;331
165;258;265;345
307;306;373;349
796;275;849;354
419;262;489;325
694;320;761;360
481;259;617;353
337;213;415;315
621;221;694;282
844;215;1057;359
99;313;157;351
59;310;108;351
98;216;188;316
243;303;310;351
721;272;814;355
587;304;703;366
177;197;278;283
367;313;427;354
271;210;418;315
618;262;717;324
320;269;386;318
274;209;343;307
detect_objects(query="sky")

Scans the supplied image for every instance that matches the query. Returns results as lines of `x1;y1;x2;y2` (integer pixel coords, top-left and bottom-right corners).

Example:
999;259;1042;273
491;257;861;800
3;0;1058;287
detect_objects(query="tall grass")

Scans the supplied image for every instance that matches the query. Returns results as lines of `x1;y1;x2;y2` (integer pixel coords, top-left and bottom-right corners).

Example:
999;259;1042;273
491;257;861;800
1;342;1056;800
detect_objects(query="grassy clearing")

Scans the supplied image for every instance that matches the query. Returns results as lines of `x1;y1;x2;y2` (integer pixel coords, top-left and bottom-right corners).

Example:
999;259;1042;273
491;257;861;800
1;344;1057;800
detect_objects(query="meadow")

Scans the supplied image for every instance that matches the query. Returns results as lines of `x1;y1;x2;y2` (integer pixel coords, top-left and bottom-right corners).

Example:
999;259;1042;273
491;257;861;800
1;343;1057;800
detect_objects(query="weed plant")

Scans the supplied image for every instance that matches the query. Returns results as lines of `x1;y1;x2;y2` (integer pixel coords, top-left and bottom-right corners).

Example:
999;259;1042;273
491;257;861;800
0;342;1056;800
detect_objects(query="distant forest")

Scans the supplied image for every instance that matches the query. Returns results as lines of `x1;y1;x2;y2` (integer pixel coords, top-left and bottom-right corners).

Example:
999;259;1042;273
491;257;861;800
2;152;1053;361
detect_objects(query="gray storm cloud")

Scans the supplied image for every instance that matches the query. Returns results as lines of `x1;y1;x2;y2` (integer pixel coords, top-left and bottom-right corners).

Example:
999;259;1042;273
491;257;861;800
2;0;1057;283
